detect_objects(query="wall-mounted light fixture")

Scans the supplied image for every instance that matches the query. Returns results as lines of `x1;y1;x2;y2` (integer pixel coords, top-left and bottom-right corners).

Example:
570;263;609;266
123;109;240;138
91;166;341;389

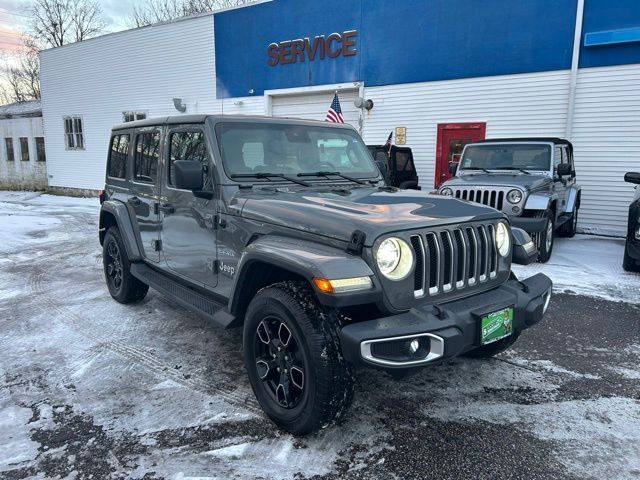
354;97;374;111
173;98;187;112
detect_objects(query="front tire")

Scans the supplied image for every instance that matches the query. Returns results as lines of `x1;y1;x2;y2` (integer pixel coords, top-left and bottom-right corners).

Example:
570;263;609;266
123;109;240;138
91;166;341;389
558;203;578;238
533;210;555;263
102;227;148;304
243;281;354;436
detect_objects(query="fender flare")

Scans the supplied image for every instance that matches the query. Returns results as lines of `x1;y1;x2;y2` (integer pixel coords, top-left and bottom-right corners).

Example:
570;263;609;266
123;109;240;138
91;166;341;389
564;186;582;213
524;192;557;212
228;235;376;315
99;200;142;261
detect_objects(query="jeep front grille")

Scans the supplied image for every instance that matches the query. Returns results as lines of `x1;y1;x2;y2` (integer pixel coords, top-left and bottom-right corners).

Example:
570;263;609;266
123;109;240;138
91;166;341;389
411;224;499;298
453;188;505;210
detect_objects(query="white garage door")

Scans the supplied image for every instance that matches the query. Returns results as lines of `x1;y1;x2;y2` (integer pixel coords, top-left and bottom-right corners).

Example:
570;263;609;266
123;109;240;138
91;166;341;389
271;90;361;131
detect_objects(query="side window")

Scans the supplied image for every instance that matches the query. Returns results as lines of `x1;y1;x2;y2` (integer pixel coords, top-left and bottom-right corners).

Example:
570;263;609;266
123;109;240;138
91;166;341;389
134;131;160;184
5;138;14;161
20;137;29;161
108;134;130;179
168;130;210;189
553;146;563;170
35;137;46;162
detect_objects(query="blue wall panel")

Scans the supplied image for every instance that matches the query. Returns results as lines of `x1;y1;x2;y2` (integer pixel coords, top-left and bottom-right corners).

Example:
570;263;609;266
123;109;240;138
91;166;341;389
214;0;581;98
580;0;640;68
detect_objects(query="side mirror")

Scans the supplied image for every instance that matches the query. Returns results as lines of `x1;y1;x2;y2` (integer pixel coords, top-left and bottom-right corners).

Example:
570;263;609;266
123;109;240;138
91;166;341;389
449;163;458;176
511;227;538;265
624;172;640;185
174;160;204;191
556;163;572;177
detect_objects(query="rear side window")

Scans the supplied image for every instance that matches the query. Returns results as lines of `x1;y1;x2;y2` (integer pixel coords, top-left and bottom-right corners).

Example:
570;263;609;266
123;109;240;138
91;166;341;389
134;131;160;184
168;131;208;187
108;134;130;179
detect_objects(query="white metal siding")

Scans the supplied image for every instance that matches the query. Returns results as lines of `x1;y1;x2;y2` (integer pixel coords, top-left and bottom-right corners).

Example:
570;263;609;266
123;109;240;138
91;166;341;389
39;15;263;190
362;70;571;190
569;64;640;235
271;90;360;129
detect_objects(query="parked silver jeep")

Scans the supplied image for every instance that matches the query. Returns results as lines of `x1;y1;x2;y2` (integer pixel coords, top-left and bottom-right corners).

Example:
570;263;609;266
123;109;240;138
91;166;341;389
438;138;581;262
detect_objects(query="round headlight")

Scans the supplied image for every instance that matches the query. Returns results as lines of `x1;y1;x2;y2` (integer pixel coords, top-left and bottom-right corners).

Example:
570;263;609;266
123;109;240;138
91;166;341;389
376;237;414;280
495;222;511;257
507;189;523;204
440;187;453;196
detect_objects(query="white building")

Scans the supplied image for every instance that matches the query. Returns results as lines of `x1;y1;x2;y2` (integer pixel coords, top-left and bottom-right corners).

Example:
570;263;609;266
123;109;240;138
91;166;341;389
0;100;47;190
39;0;640;236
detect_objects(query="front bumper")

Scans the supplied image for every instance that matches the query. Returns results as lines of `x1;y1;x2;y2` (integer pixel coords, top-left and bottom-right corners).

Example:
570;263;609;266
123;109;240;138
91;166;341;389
340;273;552;369
510;216;548;233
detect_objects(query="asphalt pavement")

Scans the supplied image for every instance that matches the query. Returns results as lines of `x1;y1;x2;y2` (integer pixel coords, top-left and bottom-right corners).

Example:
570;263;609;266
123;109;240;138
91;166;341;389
0;192;639;480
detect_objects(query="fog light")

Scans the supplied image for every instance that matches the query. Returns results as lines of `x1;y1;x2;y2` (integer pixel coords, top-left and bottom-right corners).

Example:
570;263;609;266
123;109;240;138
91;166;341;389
409;339;420;354
512;206;521;214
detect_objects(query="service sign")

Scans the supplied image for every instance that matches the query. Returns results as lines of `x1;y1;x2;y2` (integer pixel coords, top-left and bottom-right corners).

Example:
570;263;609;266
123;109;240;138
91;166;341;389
267;30;357;66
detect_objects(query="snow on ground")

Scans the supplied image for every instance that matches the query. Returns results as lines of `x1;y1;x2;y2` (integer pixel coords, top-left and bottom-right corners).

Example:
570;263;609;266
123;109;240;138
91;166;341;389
0;191;639;479
512;234;639;304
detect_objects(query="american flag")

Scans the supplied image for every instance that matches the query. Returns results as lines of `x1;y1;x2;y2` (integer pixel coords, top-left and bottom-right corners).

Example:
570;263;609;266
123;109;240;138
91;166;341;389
325;93;345;124
384;131;393;155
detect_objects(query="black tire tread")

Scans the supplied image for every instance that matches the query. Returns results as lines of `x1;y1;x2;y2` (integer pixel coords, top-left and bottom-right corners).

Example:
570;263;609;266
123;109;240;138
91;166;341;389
244;281;354;435
103;227;149;304
623;245;640;272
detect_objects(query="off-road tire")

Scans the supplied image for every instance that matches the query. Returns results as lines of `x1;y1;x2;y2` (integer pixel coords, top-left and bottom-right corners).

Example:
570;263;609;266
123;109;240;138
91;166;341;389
463;331;521;359
103;227;149;304
558;203;578;238
243;281;354;436
623;245;640;272
533;209;555;263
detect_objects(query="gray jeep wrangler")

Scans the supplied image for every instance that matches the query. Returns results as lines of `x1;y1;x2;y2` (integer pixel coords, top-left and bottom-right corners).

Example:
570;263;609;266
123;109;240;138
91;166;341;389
99;115;552;435
438;138;582;262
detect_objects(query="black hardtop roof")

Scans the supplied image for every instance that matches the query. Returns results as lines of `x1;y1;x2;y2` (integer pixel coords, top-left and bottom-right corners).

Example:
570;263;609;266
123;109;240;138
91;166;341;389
474;137;573;148
111;114;356;132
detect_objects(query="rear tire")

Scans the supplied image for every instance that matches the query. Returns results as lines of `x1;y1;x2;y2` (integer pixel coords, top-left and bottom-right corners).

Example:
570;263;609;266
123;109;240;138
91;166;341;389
533;209;555;263
103;227;149;304
558;203;578;238
623;244;640;272
243;281;354;436
463;331;521;359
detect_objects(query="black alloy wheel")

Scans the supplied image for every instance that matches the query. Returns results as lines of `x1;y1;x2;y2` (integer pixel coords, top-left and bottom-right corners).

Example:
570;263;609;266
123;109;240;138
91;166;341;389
253;316;306;409
105;237;124;293
102;227;149;304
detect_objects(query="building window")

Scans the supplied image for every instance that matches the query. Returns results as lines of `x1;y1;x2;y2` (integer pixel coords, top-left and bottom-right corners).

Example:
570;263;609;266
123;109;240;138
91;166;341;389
134;131;160;184
123;111;147;123
4;138;14;161
20;137;29;162
35;137;46;162
64;116;84;150
108;134;130;179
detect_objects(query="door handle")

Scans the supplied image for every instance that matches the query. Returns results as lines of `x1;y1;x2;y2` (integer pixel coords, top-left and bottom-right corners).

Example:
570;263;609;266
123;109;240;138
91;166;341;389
159;203;175;214
128;196;141;207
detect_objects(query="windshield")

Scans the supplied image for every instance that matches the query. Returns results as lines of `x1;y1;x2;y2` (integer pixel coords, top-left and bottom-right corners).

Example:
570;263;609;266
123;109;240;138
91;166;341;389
215;122;379;179
460;144;551;171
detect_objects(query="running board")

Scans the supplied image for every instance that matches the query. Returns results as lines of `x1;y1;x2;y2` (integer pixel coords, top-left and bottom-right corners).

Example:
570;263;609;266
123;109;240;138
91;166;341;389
130;263;236;329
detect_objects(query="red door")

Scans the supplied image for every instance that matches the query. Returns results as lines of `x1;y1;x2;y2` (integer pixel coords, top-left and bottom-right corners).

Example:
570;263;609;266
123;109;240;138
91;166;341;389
435;123;486;188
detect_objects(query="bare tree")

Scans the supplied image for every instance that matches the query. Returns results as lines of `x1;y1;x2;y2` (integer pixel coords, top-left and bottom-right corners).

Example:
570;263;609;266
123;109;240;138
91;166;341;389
131;0;254;27
27;0;105;49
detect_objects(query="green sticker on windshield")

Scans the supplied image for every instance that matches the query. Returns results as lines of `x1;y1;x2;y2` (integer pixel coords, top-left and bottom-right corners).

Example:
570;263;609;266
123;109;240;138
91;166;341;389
480;307;513;345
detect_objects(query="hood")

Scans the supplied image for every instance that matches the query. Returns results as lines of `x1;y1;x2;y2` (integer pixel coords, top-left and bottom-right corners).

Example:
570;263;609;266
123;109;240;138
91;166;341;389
443;173;552;191
235;186;502;245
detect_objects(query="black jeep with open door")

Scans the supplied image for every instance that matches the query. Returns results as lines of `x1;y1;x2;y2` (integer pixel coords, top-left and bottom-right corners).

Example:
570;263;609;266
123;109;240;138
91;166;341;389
368;145;420;190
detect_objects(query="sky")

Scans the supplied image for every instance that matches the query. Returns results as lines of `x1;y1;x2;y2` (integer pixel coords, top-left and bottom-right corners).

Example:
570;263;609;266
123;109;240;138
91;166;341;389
0;0;133;55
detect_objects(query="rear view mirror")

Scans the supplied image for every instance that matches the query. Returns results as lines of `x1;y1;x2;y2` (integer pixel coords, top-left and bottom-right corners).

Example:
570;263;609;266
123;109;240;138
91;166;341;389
624;172;640;184
556;163;572;177
174;160;204;191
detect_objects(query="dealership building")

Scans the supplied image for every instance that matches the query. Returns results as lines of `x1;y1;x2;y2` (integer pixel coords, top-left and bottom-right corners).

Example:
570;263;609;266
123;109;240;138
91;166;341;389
39;0;640;235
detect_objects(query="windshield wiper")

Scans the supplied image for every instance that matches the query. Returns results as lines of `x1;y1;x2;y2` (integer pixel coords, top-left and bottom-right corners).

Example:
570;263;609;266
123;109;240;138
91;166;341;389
462;167;492;174
297;171;368;185
230;172;310;187
499;167;532;175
